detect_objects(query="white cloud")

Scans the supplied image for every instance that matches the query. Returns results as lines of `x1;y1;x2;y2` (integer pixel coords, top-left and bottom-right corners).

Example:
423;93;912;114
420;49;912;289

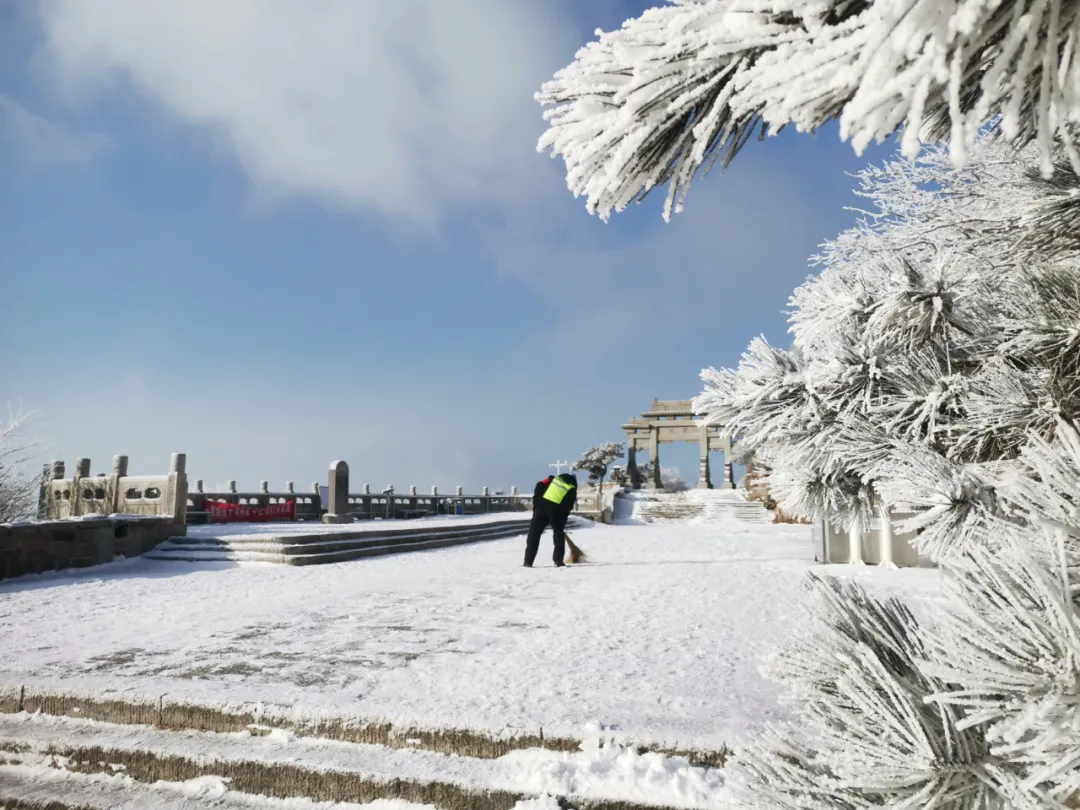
35;0;573;222
0;94;111;164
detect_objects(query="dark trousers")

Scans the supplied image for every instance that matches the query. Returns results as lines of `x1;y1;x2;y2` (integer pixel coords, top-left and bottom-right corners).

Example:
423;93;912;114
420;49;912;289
524;505;567;566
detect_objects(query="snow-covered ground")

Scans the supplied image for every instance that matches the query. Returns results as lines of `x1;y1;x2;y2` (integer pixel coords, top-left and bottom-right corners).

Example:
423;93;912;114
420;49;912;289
0;521;937;752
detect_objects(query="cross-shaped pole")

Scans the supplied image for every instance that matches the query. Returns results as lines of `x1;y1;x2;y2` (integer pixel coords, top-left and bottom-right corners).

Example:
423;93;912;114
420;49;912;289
550;460;571;475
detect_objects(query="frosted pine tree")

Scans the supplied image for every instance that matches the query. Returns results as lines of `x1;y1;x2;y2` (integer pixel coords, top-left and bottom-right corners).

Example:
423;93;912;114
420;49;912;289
537;8;1080;804
537;0;1080;221
694;138;1080;808
572;442;625;490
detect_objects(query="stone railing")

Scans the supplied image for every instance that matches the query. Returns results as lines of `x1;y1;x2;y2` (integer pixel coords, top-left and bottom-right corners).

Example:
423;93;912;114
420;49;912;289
185;480;532;524
39;454;187;525
342;484;531;521
186;480;323;524
320;463;534;524
38;454;544;527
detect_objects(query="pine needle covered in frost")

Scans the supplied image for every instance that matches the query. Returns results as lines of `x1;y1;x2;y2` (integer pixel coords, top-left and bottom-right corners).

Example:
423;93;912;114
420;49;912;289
538;0;1080;221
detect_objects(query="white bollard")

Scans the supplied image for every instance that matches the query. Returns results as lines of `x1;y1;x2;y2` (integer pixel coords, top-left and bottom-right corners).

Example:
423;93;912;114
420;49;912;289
848;521;864;565
878;506;896;568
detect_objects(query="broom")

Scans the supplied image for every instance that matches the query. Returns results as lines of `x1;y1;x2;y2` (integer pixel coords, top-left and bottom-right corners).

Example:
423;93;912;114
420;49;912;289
564;532;588;564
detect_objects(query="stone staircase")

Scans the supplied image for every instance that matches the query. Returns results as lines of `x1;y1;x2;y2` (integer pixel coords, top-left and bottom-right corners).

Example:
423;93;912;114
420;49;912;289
0;695;725;810
617;490;773;525
146;517;585;566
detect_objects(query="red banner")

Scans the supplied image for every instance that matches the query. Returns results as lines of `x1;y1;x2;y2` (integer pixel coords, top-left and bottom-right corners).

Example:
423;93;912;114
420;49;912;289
206;499;296;523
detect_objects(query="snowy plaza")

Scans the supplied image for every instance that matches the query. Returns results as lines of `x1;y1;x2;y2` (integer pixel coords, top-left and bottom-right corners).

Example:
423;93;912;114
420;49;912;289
6;0;1080;807
0;517;936;808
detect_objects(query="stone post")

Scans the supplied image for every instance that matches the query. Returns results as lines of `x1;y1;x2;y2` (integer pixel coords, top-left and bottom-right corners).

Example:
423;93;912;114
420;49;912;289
169;453;188;526
322;461;351;524
720;441;735;490
482;486;490;512
228;480;237;493
311;482;322;516
109;455;129;514
37;464;50;519
626;439;641;490
71;458;91;516
696;425;712;490
510;485;518;509
286;481;294;493
189;478;205;521
431;485;439;515
647;428;662;489
361;484;371;518
44;461;65;520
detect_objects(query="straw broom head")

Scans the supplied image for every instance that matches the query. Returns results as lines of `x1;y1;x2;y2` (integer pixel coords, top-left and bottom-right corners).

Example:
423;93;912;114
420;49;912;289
564;533;588;564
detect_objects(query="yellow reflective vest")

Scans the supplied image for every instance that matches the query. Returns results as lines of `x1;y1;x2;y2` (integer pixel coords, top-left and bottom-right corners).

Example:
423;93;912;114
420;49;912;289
543;476;575;505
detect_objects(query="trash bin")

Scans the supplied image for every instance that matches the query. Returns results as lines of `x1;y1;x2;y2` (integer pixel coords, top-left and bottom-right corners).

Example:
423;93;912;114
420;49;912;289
455;501;463;515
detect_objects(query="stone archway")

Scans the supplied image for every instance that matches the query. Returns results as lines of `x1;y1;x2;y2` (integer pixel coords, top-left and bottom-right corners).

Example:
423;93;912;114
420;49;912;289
621;399;734;490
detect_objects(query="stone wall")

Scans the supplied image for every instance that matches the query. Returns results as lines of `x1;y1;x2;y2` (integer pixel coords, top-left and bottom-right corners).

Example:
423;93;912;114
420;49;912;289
0;517;182;581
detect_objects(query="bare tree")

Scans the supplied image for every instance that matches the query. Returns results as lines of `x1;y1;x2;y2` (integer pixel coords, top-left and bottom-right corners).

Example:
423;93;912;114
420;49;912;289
0;408;42;524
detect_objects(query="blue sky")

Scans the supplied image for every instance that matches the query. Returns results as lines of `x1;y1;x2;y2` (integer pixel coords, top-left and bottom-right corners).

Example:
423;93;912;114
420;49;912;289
1;0;895;492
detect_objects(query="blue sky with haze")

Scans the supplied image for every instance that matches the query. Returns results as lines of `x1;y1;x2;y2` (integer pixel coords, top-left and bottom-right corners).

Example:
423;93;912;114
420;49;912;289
1;0;895;491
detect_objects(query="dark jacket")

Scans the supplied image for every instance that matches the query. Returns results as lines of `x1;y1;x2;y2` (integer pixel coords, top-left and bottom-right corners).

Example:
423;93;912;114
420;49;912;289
533;476;554;504
559;473;577;514
532;473;577;515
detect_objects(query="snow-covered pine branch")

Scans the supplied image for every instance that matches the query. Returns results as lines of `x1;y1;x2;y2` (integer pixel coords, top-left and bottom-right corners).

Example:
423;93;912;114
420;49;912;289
732;526;1079;808
537;0;1080;221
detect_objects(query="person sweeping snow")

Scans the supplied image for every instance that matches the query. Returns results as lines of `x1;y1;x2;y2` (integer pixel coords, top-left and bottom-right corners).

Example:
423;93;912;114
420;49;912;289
523;472;578;567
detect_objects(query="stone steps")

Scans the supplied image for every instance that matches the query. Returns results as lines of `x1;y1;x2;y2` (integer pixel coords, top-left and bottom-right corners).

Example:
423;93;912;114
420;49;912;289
146;517;580;566
0;708;719;810
620;491;773;525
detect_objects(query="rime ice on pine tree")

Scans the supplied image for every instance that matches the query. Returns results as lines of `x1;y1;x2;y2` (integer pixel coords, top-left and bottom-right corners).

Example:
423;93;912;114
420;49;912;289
539;10;1080;800
695;139;1080;545
695;137;1080;808
536;0;1080;221
731;574;1000;809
